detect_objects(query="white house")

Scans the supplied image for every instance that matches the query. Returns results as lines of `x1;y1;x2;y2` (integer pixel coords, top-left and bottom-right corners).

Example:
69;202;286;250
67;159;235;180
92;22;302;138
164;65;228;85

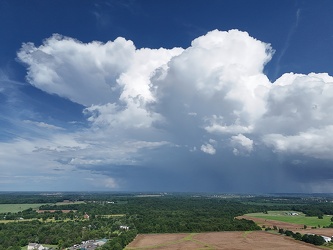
120;225;129;230
28;243;47;250
321;236;332;243
286;212;299;216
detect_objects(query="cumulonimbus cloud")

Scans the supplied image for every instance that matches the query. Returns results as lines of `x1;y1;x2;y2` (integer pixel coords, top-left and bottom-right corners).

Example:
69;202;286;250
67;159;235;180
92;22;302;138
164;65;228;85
16;29;333;182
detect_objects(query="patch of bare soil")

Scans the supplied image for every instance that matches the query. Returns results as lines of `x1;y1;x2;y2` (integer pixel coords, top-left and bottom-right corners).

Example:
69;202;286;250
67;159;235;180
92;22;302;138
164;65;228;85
127;233;188;247
126;231;322;249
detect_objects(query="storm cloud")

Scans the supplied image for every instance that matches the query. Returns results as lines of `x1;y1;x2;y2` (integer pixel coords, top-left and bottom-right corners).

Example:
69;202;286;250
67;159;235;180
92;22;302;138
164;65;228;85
7;29;333;192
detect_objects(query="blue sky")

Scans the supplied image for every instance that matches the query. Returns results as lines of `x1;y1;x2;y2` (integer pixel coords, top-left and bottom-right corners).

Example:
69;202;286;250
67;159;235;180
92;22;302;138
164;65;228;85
1;0;333;192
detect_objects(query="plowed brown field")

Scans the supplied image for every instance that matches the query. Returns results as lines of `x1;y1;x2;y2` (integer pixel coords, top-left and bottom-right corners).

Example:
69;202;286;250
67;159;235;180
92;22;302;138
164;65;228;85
126;231;323;249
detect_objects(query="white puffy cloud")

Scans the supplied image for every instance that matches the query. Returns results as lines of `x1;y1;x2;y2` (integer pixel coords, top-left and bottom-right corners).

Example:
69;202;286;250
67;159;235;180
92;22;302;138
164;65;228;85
18;34;183;130
18;30;273;136
259;73;333;159
230;134;253;156
152;30;272;138
258;72;333;135
9;29;333;191
18;35;134;106
200;143;216;155
17;30;333;161
262;126;333;160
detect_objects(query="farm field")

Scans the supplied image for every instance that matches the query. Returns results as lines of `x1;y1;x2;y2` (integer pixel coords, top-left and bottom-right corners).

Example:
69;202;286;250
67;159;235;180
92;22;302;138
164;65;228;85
0;203;48;213
242;211;332;228
126;231;323;250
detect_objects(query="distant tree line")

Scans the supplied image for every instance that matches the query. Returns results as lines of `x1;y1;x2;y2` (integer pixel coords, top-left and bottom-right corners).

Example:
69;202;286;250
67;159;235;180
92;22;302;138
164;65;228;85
0;193;78;204
278;228;325;246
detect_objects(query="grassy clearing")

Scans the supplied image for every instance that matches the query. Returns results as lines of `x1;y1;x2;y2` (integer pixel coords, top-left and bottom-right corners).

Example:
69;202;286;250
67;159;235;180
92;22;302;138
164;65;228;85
0;204;48;213
245;211;333;227
0;218;78;224
0;201;84;214
0;218;58;223
100;214;126;218
0;219;36;223
55;201;85;205
242;202;303;206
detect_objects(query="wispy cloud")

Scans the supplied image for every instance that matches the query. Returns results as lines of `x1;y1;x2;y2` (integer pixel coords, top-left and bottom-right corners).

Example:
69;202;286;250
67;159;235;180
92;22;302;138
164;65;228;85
273;9;301;79
23;120;64;130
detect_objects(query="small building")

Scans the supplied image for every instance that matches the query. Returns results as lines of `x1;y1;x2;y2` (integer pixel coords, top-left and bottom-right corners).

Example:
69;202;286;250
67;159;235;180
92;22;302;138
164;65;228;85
322;236;332;242
28;243;47;250
120;225;129;230
286;212;299;216
68;239;107;250
94;239;107;247
84;213;90;219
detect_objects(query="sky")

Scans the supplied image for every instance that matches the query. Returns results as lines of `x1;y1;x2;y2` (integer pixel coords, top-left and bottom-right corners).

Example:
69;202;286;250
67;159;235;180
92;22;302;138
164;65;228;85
1;0;333;193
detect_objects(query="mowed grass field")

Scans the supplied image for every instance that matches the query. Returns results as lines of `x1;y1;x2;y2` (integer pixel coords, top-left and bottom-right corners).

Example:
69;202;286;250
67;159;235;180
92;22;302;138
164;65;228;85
0;201;85;214
0;203;48;213
245;211;333;227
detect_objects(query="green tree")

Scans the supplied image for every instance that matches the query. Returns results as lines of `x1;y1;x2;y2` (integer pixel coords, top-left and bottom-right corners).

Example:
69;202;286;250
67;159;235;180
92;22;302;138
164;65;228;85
7;246;21;250
19;238;28;247
293;232;302;240
58;239;64;250
113;242;122;250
